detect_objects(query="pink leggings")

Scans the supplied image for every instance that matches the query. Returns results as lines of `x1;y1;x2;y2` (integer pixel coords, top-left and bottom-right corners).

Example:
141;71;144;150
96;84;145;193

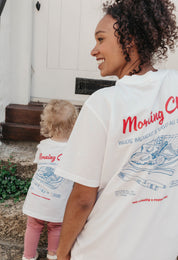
23;216;62;259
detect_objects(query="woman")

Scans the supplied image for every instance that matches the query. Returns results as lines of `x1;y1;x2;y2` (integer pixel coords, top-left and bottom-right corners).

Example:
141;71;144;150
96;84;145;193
56;0;178;259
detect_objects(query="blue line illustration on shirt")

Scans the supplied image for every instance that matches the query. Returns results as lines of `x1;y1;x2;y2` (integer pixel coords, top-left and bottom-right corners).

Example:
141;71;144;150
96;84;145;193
34;166;64;190
169;179;178;188
118;135;178;191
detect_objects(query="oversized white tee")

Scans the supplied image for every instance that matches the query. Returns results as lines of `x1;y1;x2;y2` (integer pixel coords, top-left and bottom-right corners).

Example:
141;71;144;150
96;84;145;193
55;70;178;260
23;138;73;222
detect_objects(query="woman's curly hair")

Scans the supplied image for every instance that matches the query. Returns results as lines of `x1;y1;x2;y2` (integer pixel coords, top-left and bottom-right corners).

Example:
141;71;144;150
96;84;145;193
40;99;78;139
103;0;178;74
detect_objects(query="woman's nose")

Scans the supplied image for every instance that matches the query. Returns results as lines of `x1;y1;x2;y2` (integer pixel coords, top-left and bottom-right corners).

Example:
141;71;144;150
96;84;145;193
91;45;99;56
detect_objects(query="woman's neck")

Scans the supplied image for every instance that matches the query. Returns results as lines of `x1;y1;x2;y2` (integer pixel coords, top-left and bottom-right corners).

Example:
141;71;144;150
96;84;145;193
118;47;157;78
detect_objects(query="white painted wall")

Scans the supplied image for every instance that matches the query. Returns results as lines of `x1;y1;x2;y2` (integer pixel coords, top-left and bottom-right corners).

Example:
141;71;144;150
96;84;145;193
0;0;10;122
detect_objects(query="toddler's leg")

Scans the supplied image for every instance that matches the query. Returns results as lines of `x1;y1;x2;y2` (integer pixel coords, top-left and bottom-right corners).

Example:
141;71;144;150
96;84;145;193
47;222;62;259
23;216;44;259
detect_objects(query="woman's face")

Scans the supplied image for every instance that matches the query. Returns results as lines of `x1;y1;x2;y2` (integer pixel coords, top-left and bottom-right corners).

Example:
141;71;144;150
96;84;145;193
91;15;127;78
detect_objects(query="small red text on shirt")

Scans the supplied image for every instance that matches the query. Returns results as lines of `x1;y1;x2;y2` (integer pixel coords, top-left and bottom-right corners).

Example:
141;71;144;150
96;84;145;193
39;153;62;162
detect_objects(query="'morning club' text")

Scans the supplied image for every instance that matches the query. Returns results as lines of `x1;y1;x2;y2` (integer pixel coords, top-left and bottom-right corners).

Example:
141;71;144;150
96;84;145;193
123;96;177;134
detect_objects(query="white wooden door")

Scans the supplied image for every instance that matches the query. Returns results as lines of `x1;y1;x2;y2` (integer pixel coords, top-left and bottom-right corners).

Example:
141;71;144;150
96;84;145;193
31;0;113;104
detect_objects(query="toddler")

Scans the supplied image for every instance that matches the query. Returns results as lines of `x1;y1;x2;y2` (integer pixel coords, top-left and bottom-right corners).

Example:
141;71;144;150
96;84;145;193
22;99;78;260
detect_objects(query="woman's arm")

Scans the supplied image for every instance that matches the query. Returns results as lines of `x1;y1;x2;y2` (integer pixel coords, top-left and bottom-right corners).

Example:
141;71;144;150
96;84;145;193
57;183;98;260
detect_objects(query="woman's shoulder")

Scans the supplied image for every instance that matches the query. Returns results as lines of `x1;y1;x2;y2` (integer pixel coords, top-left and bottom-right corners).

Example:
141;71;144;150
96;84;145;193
85;83;118;107
167;69;178;77
81;83;122;125
161;69;178;83
159;69;178;77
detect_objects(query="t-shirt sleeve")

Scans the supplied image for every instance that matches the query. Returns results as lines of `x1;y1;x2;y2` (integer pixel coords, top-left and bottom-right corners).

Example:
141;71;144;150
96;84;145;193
55;103;107;187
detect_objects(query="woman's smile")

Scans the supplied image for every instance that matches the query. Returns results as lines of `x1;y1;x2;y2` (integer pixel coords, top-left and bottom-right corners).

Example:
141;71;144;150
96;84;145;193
97;59;105;66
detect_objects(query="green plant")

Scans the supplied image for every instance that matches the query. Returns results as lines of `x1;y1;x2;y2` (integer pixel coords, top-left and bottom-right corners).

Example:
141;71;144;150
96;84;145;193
0;160;32;203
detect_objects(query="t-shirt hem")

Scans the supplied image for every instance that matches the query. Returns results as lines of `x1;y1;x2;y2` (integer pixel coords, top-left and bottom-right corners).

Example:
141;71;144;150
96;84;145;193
23;209;63;223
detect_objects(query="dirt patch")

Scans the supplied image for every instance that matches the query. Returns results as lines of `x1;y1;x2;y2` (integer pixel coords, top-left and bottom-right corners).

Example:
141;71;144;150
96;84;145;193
0;140;38;178
0;140;38;165
0;198;48;247
0;199;26;243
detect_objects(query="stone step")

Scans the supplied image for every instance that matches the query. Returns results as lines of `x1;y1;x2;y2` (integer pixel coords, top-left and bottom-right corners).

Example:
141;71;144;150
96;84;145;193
5;104;43;125
1;103;44;142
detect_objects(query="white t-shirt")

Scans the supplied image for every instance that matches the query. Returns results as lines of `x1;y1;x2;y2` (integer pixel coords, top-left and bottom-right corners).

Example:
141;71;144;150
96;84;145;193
23;138;73;222
55;70;178;260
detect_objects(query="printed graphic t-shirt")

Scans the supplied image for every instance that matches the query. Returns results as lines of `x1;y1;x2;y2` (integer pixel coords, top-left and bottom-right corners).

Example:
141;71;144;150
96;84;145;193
55;70;178;260
23;138;73;222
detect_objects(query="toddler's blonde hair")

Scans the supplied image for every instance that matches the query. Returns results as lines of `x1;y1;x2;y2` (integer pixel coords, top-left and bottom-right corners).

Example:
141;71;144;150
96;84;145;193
40;99;78;139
